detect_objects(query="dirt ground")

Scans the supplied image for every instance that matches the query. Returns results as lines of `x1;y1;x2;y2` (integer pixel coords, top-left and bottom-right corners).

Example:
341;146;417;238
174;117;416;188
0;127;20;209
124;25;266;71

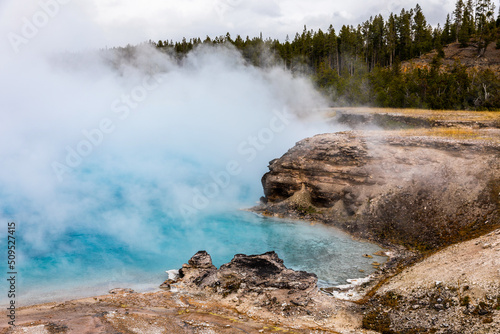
0;287;375;334
367;228;500;333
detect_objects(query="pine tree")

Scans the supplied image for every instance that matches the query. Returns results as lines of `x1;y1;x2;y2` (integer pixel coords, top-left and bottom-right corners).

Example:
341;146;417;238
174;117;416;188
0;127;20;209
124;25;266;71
465;0;475;32
371;15;385;68
326;25;338;71
458;1;474;46
475;0;496;55
453;0;465;42
433;26;445;58
413;4;433;56
397;8;414;60
442;14;453;44
386;13;398;67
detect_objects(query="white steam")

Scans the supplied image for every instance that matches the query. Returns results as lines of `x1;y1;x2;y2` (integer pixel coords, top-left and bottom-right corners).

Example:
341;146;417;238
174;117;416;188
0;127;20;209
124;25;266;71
0;43;336;251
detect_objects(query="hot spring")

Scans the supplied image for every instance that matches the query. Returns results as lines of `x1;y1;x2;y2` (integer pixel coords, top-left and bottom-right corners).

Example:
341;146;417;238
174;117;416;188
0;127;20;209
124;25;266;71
13;210;386;306
1;45;385;306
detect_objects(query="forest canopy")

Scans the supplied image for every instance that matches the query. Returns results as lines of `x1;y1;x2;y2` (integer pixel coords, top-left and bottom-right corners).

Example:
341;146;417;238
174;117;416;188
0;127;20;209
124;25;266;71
114;1;500;110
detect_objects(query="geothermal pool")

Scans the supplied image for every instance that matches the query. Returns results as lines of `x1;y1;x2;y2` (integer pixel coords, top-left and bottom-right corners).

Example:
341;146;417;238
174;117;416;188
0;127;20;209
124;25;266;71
1;46;383;307
10;211;385;306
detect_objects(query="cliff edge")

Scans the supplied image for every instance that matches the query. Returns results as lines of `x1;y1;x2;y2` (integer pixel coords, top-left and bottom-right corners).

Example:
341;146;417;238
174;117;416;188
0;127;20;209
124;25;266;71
254;131;500;252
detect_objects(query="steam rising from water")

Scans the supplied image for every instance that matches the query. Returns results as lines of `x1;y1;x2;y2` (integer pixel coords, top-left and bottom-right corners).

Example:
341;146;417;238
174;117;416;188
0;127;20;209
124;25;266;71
0;44;346;301
10;45;332;240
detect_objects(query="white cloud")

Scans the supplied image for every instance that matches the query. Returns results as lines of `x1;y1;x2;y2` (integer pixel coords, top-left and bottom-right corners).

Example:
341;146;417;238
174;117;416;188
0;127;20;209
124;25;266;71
1;0;457;54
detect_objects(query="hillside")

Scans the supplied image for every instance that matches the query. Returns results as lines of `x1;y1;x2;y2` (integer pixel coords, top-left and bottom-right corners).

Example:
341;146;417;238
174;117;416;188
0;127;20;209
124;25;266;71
403;41;500;72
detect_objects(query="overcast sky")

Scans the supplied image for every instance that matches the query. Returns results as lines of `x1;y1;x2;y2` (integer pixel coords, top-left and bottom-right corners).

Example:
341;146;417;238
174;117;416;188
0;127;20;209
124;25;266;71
1;0;459;54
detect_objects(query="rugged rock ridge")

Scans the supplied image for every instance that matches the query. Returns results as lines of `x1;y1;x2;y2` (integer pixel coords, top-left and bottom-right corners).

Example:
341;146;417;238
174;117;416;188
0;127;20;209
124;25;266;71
172;251;318;310
257;131;500;251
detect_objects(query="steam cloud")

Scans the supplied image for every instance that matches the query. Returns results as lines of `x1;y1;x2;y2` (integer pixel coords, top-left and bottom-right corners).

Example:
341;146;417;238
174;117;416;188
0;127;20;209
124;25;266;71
0;42;336;260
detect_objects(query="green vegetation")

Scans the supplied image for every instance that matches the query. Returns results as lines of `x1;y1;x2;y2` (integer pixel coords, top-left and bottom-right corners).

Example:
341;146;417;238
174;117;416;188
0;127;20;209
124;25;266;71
113;1;500;110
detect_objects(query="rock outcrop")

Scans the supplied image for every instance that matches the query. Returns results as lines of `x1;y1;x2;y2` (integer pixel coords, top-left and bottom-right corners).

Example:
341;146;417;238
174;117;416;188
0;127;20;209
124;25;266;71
172;251;319;312
256;131;500;251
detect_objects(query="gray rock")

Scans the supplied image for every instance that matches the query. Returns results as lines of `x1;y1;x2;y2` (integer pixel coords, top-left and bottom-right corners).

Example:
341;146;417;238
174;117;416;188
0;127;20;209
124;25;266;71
108;288;135;294
434;304;444;310
176;251;318;311
188;250;215;268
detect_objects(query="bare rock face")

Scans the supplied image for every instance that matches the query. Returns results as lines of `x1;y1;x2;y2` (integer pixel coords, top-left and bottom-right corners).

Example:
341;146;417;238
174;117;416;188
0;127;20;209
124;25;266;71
178;250;217;288
218;252;317;292
187;250;215;268
175;251;318;311
256;131;500;251
263;132;370;208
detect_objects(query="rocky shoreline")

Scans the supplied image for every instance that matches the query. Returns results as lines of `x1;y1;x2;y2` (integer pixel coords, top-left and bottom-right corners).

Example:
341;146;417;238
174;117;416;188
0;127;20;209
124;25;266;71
248;128;500;333
5;229;498;333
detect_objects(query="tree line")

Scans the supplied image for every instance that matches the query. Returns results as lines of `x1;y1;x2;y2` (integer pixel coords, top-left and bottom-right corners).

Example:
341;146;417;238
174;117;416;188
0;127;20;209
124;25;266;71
133;1;500;110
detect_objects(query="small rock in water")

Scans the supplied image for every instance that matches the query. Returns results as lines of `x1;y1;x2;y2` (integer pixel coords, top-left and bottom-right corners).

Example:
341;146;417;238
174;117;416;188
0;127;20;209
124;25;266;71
362;254;373;258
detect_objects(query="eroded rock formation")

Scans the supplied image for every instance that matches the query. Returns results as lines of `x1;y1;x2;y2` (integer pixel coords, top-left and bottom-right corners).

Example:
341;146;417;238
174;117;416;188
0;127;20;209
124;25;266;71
256;131;500;251
173;251;318;310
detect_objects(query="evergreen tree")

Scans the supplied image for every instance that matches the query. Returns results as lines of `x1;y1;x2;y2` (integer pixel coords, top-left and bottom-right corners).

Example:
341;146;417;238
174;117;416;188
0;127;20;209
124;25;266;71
442;14;453;44
458;2;474;46
434;26;445;58
326;25;338;71
397;8;414;60
465;0;476;32
371;15;385;68
413;4;433;56
386;13;398;67
475;0;496;55
136;2;500;110
453;0;465;42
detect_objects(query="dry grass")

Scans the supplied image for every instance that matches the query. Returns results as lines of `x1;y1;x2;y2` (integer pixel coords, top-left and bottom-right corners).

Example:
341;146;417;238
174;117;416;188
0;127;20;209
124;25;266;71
326;107;500;122
395;127;498;140
363;128;500;144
